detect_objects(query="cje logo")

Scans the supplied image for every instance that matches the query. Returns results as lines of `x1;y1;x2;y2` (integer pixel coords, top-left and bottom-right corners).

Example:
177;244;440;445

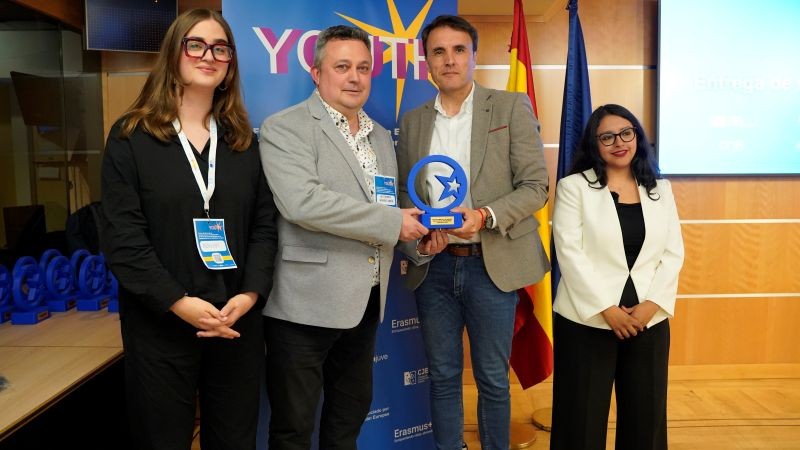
403;367;429;386
209;222;223;231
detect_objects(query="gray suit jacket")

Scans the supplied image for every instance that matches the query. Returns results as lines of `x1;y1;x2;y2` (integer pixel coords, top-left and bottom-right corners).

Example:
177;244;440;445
259;93;403;328
397;84;550;292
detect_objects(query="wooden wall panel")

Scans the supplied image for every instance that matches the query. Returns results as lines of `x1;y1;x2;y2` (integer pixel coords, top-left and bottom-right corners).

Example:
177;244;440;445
679;223;800;294
101;52;158;74
466;0;655;66
104;75;148;138
672;178;800;220
670;298;800;365
578;0;656;65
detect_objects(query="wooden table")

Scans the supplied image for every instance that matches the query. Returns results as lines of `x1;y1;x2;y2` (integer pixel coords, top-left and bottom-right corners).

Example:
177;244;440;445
0;309;122;440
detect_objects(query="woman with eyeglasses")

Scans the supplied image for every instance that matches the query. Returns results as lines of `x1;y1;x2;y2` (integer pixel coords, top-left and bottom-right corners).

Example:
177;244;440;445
100;8;277;450
550;104;684;450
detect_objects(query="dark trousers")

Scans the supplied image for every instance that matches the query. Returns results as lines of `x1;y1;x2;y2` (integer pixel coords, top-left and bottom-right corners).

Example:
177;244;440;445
264;286;380;450
121;306;264;450
550;313;670;450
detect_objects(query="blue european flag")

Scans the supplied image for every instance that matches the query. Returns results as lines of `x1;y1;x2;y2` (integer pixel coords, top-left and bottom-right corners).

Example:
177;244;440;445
553;0;593;296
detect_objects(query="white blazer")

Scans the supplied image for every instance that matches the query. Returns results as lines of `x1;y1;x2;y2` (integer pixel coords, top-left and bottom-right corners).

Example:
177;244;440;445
552;169;684;329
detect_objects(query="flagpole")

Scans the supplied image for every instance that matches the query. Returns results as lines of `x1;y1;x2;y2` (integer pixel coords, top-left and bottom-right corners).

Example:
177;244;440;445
504;0;552;446
531;0;592;434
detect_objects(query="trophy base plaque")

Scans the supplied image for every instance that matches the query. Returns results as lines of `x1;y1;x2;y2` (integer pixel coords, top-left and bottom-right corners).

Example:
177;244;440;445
47;297;77;312
421;214;463;229
11;305;51;325
77;295;110;311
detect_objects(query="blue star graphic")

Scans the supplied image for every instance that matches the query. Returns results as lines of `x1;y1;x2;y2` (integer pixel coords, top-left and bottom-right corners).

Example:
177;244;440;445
435;173;461;201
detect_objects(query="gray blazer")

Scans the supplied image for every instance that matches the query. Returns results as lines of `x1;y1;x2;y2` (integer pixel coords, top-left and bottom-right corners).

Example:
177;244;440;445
397;84;550;292
259;93;403;329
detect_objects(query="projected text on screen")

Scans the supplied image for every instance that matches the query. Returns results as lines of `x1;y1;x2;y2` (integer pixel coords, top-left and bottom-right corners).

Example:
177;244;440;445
658;0;800;175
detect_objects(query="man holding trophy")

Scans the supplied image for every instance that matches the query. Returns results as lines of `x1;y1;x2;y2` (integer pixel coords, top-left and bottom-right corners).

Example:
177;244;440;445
397;15;550;450
259;25;428;450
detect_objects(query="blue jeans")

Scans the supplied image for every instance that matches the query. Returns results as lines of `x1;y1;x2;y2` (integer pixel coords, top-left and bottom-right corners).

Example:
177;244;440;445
415;252;518;450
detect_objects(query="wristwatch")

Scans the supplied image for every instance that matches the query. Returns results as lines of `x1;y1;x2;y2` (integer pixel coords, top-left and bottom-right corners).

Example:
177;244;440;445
482;207;494;229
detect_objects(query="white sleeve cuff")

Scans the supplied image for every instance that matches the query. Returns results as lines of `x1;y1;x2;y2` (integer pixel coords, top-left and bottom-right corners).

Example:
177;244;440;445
484;206;498;229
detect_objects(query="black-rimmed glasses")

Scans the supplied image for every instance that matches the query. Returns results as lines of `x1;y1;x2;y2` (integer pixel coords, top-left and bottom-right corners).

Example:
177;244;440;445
597;127;636;146
182;38;235;63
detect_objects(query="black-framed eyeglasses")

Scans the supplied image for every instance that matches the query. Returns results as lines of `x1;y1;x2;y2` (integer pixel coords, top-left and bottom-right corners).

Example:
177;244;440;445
182;37;235;63
596;127;636;146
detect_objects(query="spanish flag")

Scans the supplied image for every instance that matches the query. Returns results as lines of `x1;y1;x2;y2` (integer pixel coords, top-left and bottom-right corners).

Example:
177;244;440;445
507;0;554;389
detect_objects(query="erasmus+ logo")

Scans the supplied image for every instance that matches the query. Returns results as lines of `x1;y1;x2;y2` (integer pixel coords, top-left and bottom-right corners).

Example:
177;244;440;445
394;421;433;442
391;315;419;334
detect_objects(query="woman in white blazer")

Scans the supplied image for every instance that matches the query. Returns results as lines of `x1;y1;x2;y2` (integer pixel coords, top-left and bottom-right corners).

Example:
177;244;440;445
550;104;684;450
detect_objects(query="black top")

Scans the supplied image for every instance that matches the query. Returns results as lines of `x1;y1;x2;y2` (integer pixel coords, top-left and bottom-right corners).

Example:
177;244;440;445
611;191;645;308
100;121;278;316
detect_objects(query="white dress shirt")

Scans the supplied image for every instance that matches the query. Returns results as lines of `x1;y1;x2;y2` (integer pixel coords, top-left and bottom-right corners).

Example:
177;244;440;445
427;83;496;243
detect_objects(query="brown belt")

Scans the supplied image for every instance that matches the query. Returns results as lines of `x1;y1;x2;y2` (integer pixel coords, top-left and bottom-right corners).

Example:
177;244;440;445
445;243;482;257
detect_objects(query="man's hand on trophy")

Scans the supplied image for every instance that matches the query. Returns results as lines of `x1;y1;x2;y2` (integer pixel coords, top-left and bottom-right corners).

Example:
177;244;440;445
417;230;449;256
399;208;429;242
447;207;483;240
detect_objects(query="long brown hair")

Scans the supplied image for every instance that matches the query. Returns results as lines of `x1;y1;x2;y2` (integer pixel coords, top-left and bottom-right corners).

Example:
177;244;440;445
119;8;252;151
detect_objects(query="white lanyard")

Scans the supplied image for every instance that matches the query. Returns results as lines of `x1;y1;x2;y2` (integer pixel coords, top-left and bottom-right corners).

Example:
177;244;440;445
172;116;217;217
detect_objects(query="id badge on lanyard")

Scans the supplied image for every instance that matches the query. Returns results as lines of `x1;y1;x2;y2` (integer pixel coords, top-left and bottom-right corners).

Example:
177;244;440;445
192;218;237;269
173;117;237;270
374;175;397;207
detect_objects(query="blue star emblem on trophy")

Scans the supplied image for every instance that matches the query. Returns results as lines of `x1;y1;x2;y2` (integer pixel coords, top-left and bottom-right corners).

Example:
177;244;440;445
435;173;462;201
407;154;469;228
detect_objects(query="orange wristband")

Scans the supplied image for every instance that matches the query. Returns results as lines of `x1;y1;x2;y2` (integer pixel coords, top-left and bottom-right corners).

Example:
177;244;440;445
477;208;486;229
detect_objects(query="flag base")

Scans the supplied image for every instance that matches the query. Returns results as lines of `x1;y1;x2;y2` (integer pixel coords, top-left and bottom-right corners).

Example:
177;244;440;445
509;422;537;448
531;407;552;432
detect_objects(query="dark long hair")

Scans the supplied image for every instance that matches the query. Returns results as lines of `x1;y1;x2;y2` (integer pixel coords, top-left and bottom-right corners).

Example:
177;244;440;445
568;104;661;200
119;9;252;151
